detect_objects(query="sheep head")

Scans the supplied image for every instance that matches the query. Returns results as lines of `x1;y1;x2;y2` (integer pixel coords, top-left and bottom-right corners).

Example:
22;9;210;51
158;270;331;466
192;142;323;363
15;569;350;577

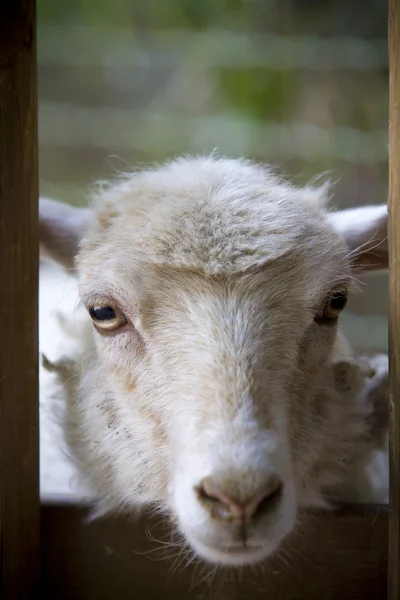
40;156;388;566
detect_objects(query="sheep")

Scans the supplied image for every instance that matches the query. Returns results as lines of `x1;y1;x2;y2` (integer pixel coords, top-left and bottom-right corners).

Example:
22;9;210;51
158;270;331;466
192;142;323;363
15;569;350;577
39;155;389;567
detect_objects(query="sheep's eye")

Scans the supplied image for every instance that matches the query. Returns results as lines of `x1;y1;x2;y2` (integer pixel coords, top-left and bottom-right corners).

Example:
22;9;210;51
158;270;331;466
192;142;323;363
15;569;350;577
89;305;126;331
315;290;348;325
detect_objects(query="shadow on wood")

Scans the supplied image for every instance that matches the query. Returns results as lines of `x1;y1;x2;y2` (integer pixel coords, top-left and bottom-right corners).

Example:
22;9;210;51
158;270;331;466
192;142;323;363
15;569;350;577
41;503;387;600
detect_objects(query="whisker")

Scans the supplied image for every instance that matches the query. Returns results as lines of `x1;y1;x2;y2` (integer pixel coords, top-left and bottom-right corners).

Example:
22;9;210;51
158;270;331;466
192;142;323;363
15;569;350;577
169;547;193;577
189;561;215;592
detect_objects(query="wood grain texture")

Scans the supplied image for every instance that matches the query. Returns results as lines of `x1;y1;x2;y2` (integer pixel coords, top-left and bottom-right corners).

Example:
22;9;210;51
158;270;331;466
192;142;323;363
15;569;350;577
0;2;39;599
389;0;400;598
41;504;388;600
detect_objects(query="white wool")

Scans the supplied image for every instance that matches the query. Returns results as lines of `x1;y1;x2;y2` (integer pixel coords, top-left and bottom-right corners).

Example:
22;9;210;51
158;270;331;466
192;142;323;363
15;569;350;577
39;262;92;502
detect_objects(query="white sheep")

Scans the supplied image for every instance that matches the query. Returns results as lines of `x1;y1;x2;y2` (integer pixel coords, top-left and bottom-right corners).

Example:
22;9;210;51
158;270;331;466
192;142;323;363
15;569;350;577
39;155;389;567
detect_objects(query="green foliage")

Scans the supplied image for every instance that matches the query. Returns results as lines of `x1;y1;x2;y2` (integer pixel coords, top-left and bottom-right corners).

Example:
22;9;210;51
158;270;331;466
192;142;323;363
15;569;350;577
37;0;388;217
38;0;257;29
216;68;296;121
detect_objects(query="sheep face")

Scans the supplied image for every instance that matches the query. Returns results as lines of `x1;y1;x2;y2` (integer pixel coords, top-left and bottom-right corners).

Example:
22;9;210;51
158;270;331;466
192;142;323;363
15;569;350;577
40;156;388;566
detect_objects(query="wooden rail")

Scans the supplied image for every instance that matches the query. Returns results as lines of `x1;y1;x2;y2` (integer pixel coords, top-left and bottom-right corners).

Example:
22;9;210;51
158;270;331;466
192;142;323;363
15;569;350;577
0;2;39;599
41;503;388;600
389;0;400;598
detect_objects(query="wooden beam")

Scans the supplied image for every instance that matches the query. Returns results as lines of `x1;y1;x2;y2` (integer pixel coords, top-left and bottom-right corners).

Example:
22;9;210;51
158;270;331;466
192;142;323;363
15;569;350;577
389;0;400;598
0;2;39;599
41;504;388;600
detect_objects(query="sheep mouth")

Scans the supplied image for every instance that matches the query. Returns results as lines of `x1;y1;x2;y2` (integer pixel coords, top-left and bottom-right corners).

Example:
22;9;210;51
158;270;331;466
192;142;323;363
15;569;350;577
186;535;272;566
217;544;266;563
222;544;263;554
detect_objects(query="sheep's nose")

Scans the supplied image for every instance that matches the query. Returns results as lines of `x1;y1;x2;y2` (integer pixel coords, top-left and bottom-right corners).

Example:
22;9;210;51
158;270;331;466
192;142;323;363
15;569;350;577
196;474;283;524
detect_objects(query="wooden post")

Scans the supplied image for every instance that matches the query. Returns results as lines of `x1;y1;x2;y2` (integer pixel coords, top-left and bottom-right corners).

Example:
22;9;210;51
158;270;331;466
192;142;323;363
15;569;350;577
0;2;39;599
389;0;400;598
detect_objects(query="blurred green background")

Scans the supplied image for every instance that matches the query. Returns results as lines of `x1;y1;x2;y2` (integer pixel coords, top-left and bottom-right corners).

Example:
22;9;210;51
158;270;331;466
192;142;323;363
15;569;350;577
37;0;389;351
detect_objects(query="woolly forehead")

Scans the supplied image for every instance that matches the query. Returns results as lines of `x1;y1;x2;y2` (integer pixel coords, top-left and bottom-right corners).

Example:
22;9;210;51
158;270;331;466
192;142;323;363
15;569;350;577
78;161;351;303
78;221;351;314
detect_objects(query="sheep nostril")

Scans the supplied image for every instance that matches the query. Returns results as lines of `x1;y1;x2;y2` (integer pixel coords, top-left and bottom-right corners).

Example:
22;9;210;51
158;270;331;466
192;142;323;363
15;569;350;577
195;474;283;524
253;481;283;519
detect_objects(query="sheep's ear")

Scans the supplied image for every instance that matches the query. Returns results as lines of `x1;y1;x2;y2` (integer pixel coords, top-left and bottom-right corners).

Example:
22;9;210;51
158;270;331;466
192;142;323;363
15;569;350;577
39;198;93;270
327;204;388;272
